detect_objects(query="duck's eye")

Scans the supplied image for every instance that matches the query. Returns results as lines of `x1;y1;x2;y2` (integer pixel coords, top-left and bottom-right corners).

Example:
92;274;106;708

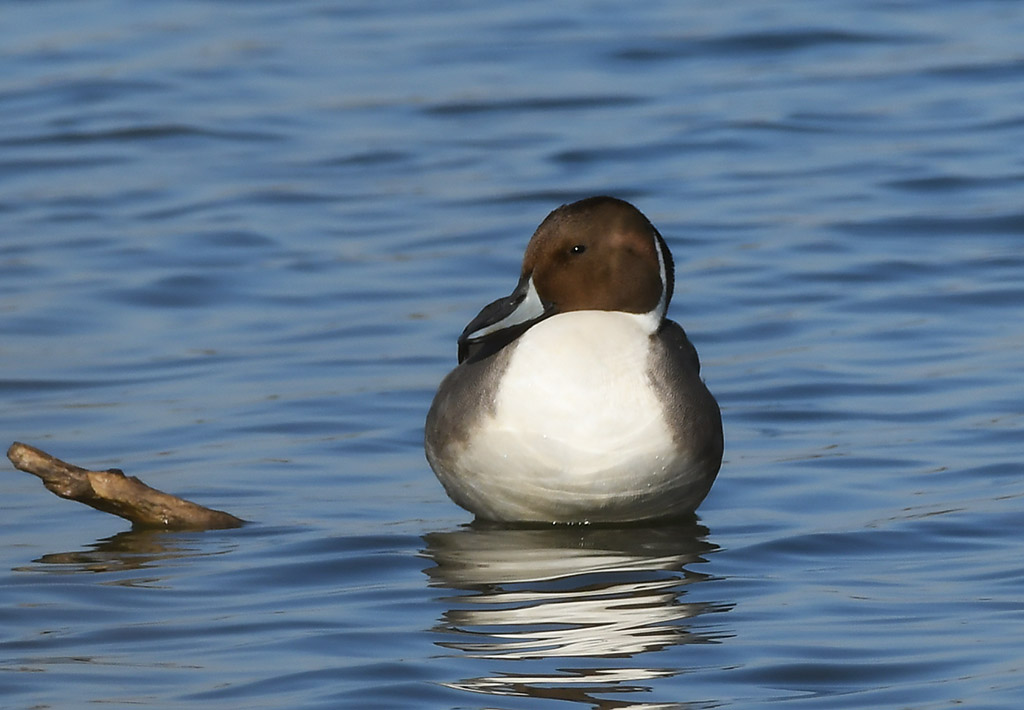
570;244;586;254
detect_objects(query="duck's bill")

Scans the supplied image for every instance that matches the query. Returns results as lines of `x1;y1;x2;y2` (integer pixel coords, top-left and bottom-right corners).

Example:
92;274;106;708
457;275;553;363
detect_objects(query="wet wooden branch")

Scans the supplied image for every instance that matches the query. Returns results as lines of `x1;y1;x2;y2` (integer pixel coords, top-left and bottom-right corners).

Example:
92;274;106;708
7;442;244;530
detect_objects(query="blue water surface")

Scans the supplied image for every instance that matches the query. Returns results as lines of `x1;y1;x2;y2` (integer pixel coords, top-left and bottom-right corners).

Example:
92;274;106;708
2;2;1023;708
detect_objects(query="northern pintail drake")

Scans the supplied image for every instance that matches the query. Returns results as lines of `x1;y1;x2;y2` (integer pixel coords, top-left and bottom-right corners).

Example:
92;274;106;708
425;196;723;524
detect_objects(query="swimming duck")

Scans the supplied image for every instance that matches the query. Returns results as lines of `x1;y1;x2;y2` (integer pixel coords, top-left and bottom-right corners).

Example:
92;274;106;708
425;196;722;523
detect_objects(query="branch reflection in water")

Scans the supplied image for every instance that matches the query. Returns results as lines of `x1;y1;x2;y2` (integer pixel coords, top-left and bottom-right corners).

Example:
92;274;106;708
17;529;238;583
423;520;732;707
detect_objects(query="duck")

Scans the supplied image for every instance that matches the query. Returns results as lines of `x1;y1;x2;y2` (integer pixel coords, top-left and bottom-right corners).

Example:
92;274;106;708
425;196;723;524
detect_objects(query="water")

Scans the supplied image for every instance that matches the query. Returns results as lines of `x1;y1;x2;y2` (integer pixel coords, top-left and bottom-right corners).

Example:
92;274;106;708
2;1;1023;708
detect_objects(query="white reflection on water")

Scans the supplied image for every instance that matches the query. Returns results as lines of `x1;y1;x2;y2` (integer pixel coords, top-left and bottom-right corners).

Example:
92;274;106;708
423;522;731;707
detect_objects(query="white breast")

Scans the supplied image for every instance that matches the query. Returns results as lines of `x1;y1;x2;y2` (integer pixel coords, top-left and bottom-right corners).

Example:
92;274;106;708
495;310;667;467
452;310;691;521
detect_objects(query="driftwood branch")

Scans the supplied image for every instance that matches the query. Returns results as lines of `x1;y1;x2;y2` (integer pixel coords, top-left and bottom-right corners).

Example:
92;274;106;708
7;442;244;530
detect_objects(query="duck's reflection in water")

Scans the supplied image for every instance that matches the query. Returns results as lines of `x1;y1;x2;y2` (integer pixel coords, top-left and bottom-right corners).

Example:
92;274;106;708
423;520;731;708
